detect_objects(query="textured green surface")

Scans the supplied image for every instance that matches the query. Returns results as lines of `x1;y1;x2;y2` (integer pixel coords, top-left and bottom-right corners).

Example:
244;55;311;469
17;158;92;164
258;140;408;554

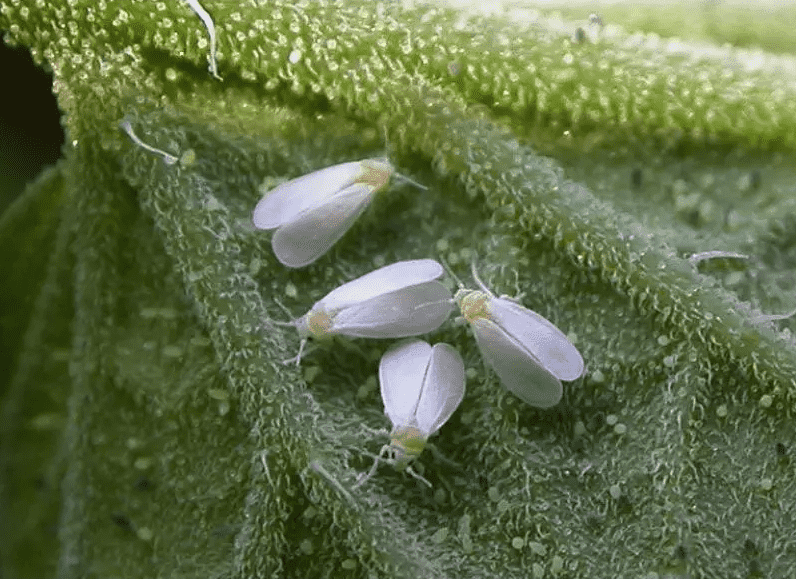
1;1;796;577
545;1;796;55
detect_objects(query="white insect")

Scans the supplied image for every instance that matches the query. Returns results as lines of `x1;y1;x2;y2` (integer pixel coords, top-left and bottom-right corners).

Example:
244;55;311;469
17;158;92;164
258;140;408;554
253;158;397;268
355;339;465;488
454;264;584;408
283;259;454;364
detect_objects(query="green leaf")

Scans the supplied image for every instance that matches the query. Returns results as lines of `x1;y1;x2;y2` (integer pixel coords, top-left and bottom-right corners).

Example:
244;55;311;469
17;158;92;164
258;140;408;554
2;1;796;577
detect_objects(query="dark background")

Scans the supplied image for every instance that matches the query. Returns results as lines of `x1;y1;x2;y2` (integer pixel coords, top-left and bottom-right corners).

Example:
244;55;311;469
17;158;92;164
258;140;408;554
0;37;64;216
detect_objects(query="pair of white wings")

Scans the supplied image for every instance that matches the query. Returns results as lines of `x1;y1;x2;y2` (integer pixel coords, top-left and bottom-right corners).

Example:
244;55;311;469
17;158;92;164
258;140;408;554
379;340;466;437
470;296;584;408
253;159;392;268
307;259;455;338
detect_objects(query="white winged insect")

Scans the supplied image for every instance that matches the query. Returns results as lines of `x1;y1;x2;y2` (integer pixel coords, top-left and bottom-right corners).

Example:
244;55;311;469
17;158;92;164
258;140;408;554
283;259;454;364
354;339;465;488
454;263;584;408
253;158;419;268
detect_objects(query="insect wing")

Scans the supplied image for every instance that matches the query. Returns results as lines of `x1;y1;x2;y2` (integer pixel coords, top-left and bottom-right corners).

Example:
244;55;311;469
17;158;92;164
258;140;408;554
252;161;365;229
379;340;432;429
379;341;465;435
270;182;374;267
471;317;563;408
331;281;453;338
319;259;445;312
414;343;465;435
490;298;584;381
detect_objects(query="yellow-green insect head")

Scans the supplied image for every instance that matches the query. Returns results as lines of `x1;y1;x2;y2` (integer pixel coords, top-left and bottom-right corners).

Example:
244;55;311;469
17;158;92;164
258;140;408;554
389;425;428;470
454;289;491;323
357;158;393;190
296;308;334;340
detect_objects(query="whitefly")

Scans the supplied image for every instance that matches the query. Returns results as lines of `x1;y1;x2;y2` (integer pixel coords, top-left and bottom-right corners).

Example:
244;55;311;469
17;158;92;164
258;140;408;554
282;259;454;364
355;339;465;488
454;263;584;408
254;158;412;268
